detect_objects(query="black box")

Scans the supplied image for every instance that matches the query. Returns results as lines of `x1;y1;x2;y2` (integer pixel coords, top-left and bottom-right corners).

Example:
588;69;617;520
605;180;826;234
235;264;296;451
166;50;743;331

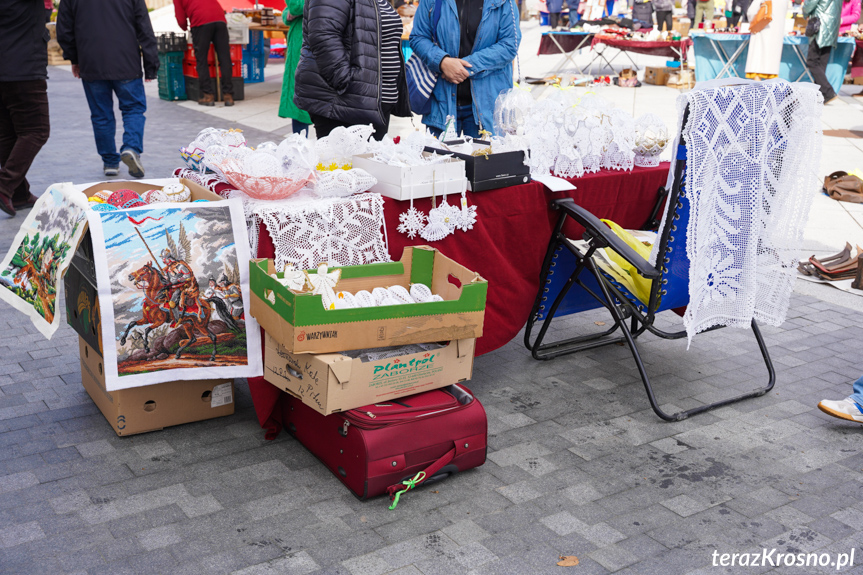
65;231;102;356
183;75;245;102
425;140;530;192
157;32;188;54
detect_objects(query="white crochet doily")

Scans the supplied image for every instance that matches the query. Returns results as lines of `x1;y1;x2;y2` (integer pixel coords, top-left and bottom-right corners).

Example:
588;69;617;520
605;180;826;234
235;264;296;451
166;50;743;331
232;190;390;270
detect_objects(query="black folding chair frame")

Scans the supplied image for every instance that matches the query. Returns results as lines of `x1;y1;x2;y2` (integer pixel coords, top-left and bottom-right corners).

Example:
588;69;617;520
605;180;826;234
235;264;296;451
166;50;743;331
524;131;776;421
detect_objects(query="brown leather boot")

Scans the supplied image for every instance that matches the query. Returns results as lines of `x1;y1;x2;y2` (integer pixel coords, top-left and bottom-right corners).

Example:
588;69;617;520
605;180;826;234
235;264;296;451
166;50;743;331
223;94;234;107
198;93;215;107
853;254;863;290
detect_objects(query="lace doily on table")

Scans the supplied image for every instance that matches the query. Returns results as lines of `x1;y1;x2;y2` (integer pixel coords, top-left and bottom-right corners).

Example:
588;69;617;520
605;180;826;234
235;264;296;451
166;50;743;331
659;80;822;344
314;168;377;198
230;189;390;270
315;125;375;167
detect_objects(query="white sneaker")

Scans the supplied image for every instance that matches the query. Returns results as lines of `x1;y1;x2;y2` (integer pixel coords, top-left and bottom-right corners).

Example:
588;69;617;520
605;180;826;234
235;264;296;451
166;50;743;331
818;398;863;423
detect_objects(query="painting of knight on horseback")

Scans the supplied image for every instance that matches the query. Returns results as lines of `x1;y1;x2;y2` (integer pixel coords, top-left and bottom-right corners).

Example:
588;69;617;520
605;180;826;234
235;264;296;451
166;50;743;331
95;205;252;377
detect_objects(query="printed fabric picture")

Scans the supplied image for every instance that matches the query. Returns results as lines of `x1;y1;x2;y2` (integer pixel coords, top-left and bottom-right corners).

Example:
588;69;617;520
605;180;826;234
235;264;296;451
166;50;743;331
86;200;262;391
0;184;89;338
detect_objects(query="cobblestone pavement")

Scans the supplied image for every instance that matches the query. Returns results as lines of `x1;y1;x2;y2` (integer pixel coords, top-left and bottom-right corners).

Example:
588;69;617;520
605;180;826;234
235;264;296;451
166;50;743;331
1;69;863;575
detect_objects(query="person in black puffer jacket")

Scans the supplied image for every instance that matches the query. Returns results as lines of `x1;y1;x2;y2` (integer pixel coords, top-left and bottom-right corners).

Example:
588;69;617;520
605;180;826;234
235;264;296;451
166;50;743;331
294;0;411;140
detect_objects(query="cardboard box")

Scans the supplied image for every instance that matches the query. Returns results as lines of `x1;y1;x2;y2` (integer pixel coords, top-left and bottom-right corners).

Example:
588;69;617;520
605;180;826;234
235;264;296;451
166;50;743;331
78;337;234;436
65;252;102;356
666;69;695;91
250;246;487;354
673;17;691;38
644;66;671;86
64;179;222;356
424;140;530;192
854;76;863;85
264;333;475;415
351;152;467;200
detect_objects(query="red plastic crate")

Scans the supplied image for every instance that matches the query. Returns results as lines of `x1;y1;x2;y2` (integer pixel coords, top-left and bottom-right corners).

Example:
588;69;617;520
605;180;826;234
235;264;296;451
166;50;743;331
182;43;243;79
183;60;242;79
184;43;243;65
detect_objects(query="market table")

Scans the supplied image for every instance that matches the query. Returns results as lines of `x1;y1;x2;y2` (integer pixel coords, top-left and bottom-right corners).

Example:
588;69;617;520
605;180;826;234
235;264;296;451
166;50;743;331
690;33;855;95
537;31;595;74
246;164;671;435
588;35;692;72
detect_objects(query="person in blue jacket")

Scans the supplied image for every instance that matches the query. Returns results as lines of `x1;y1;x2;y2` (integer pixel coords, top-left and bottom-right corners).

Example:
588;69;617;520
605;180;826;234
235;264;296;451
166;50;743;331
410;0;521;138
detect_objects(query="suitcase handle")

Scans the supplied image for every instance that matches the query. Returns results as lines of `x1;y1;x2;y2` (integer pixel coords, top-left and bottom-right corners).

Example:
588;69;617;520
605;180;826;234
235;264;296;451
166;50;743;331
387;444;457;510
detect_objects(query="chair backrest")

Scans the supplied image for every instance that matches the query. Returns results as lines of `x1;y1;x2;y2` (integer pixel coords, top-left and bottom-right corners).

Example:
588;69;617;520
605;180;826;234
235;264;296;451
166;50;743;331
645;107;691;314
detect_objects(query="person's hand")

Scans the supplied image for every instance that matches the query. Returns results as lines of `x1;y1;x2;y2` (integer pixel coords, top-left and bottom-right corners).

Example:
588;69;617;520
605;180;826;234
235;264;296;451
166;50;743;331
145;78;155;83
440;57;472;84
71;64;80;78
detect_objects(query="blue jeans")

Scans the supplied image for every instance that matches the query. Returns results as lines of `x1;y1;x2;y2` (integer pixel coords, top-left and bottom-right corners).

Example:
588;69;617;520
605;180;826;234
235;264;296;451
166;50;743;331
292;119;310;136
849;375;863;406
81;78;146;167
429;105;481;140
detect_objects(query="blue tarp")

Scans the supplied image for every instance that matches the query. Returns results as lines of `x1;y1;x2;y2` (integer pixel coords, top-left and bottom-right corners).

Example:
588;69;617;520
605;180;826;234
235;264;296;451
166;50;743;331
691;33;854;95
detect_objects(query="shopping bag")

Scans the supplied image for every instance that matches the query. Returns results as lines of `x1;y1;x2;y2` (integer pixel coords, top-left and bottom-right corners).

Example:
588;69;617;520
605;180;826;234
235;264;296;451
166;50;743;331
599;219;654;304
405;0;443;115
750;0;772;33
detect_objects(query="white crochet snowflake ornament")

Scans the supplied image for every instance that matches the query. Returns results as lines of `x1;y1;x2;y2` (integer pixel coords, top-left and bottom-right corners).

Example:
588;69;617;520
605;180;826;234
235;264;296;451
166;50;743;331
398;206;427;239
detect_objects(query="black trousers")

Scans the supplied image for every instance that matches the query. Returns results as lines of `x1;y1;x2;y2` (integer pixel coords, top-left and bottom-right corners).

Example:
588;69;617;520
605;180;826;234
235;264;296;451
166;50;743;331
310;103;395;141
806;40;836;101
191;21;233;97
0;80;50;201
548;11;562;28
655;10;672;30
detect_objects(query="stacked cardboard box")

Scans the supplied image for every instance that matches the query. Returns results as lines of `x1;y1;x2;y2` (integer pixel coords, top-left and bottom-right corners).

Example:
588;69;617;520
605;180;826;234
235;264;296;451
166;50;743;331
251;246;488;415
64;180;237;435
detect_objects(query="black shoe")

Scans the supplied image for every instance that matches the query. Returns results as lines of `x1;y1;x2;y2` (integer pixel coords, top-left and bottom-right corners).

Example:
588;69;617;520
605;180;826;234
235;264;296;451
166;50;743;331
0;194;16;217
12;193;39;210
121;149;145;178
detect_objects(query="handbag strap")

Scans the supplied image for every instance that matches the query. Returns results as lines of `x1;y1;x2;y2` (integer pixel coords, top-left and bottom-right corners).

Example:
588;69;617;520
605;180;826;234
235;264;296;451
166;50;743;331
507;0;522;83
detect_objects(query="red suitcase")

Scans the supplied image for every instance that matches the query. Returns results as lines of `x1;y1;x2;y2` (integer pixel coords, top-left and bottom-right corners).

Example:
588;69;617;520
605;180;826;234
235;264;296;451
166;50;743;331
282;384;487;506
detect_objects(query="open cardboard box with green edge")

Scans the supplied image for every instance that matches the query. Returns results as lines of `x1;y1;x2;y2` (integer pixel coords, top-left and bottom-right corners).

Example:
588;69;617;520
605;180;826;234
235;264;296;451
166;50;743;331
250;246;487;354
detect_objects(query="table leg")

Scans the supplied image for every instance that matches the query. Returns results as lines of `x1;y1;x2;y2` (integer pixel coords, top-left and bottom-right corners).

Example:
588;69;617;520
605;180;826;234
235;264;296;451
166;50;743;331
714;38;748;80
620;48;640;71
591;44;620;74
549;34;588;75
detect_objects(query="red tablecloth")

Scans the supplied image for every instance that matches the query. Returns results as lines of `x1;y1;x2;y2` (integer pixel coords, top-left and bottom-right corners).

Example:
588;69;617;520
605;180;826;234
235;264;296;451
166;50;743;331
248;164;670;437
850;39;863;78
538;32;595;55
591;35;692;59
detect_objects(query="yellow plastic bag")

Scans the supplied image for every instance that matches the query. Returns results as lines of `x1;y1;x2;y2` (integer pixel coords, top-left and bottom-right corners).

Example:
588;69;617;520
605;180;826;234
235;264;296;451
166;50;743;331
598;219;653;304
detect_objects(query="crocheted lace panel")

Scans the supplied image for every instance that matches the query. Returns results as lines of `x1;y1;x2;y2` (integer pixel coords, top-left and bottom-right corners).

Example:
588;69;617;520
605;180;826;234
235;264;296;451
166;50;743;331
668;80;822;343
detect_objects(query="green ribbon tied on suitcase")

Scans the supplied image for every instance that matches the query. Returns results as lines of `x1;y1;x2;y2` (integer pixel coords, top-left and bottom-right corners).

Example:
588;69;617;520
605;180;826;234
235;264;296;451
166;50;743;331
388;471;426;510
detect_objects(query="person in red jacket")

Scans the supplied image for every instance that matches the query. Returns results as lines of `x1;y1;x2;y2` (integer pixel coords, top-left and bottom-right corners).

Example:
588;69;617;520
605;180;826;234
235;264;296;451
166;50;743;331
174;0;234;106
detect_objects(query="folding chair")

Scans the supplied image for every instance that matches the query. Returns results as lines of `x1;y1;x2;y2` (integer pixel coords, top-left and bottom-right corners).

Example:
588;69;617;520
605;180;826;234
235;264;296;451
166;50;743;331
523;106;776;422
